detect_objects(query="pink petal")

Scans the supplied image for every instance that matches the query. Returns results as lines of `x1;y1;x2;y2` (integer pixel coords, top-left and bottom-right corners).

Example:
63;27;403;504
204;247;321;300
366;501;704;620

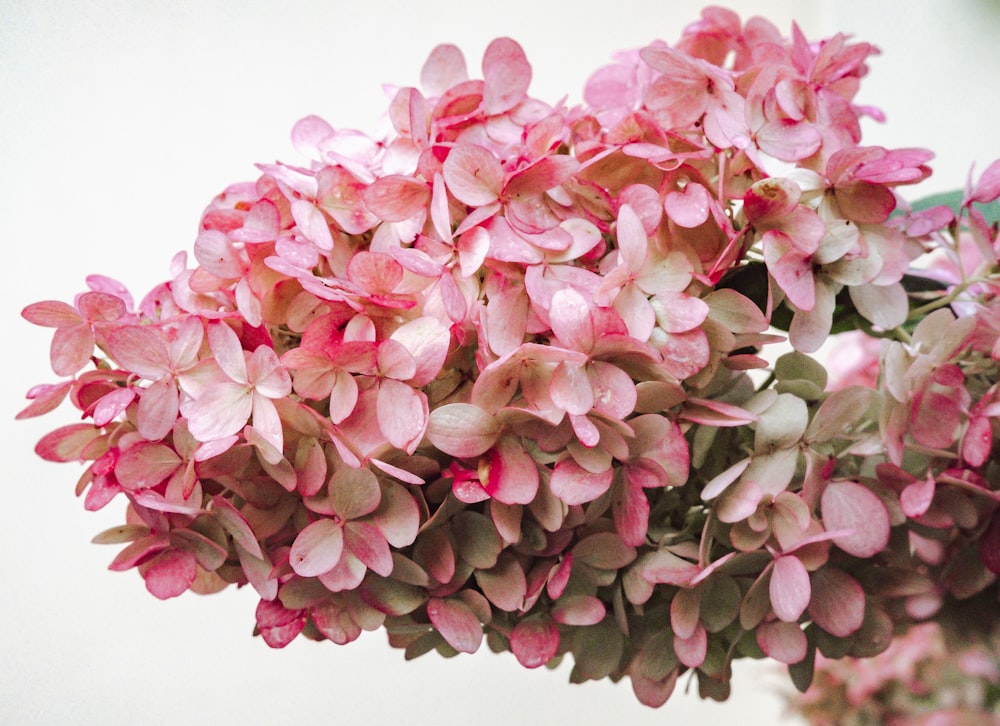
183;382;252;442
427;403;500;458
371;481;420;548
673;623;707;668
420;43;468;96
115;442;181;490
613;477;650;547
442;144;503;206
552;594;606;626
207;322;248;383
549;287;594;351
427;597;483;654
376;378;428;453
329;467;382;520
21;300;82;327
769;555;810;623
376;339;418;381
344;521;393;577
143;548;198;600
550;361;594;416
549;458;613;505
289;518;344;577
363;175;430;222
108;325;170;379
50;324;95;376
481;37;531;115
389;317;451;386
756;620;807;664
486;437;539;505
347;251;404;295
510;617;559;668
821;481;890;558
664;182;711;228
808;567;865;637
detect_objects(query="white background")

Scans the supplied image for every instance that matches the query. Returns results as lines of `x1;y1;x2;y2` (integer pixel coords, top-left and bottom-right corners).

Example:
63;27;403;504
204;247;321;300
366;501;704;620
3;1;1000;724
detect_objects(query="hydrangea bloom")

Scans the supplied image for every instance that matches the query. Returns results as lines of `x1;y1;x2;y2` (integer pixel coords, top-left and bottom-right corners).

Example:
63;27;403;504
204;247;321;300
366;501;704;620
18;6;1000;709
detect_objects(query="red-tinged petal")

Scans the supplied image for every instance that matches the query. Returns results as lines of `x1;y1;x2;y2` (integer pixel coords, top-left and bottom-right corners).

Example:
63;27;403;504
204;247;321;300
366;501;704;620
344;521;393;577
552;594;605;626
716;478;763;524
21;300;82;327
115;442;181;491
377;378;428;453
612;283;655;342
613;477;650;547
427;403;500;458
289;518;344;577
51;324;95;376
821;481;890;558
486;437;539;505
770;555;810;623
743;177;801;224
421;43;468;96
363;175;430;222
108;535;170;571
505;156;579;198
481;37;530;115
673;623;707;668
442;144;503;206
255;599;306;648
35;423;101;462
549;458;613;505
639;551;698;587
15;381;72;419
510;617;559;668
329;467;381;520
808;567;865;637
614;204;648;271
143;549;197;600
756;620;807;664
427;597;483;654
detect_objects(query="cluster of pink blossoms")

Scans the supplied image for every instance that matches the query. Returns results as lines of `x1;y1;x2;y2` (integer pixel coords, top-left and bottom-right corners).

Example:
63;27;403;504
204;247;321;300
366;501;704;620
19;6;1000;707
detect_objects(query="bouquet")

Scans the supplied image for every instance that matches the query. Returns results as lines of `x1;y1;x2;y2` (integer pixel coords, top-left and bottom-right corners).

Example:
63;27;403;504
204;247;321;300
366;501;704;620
19;5;1000;709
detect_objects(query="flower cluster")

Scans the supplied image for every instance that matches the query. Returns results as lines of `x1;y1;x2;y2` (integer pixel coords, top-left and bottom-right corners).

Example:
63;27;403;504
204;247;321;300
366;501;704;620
18;5;1000;708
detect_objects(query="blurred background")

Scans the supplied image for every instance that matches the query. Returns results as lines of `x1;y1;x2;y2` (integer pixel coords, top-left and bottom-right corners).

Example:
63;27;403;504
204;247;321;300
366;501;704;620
3;1;999;723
